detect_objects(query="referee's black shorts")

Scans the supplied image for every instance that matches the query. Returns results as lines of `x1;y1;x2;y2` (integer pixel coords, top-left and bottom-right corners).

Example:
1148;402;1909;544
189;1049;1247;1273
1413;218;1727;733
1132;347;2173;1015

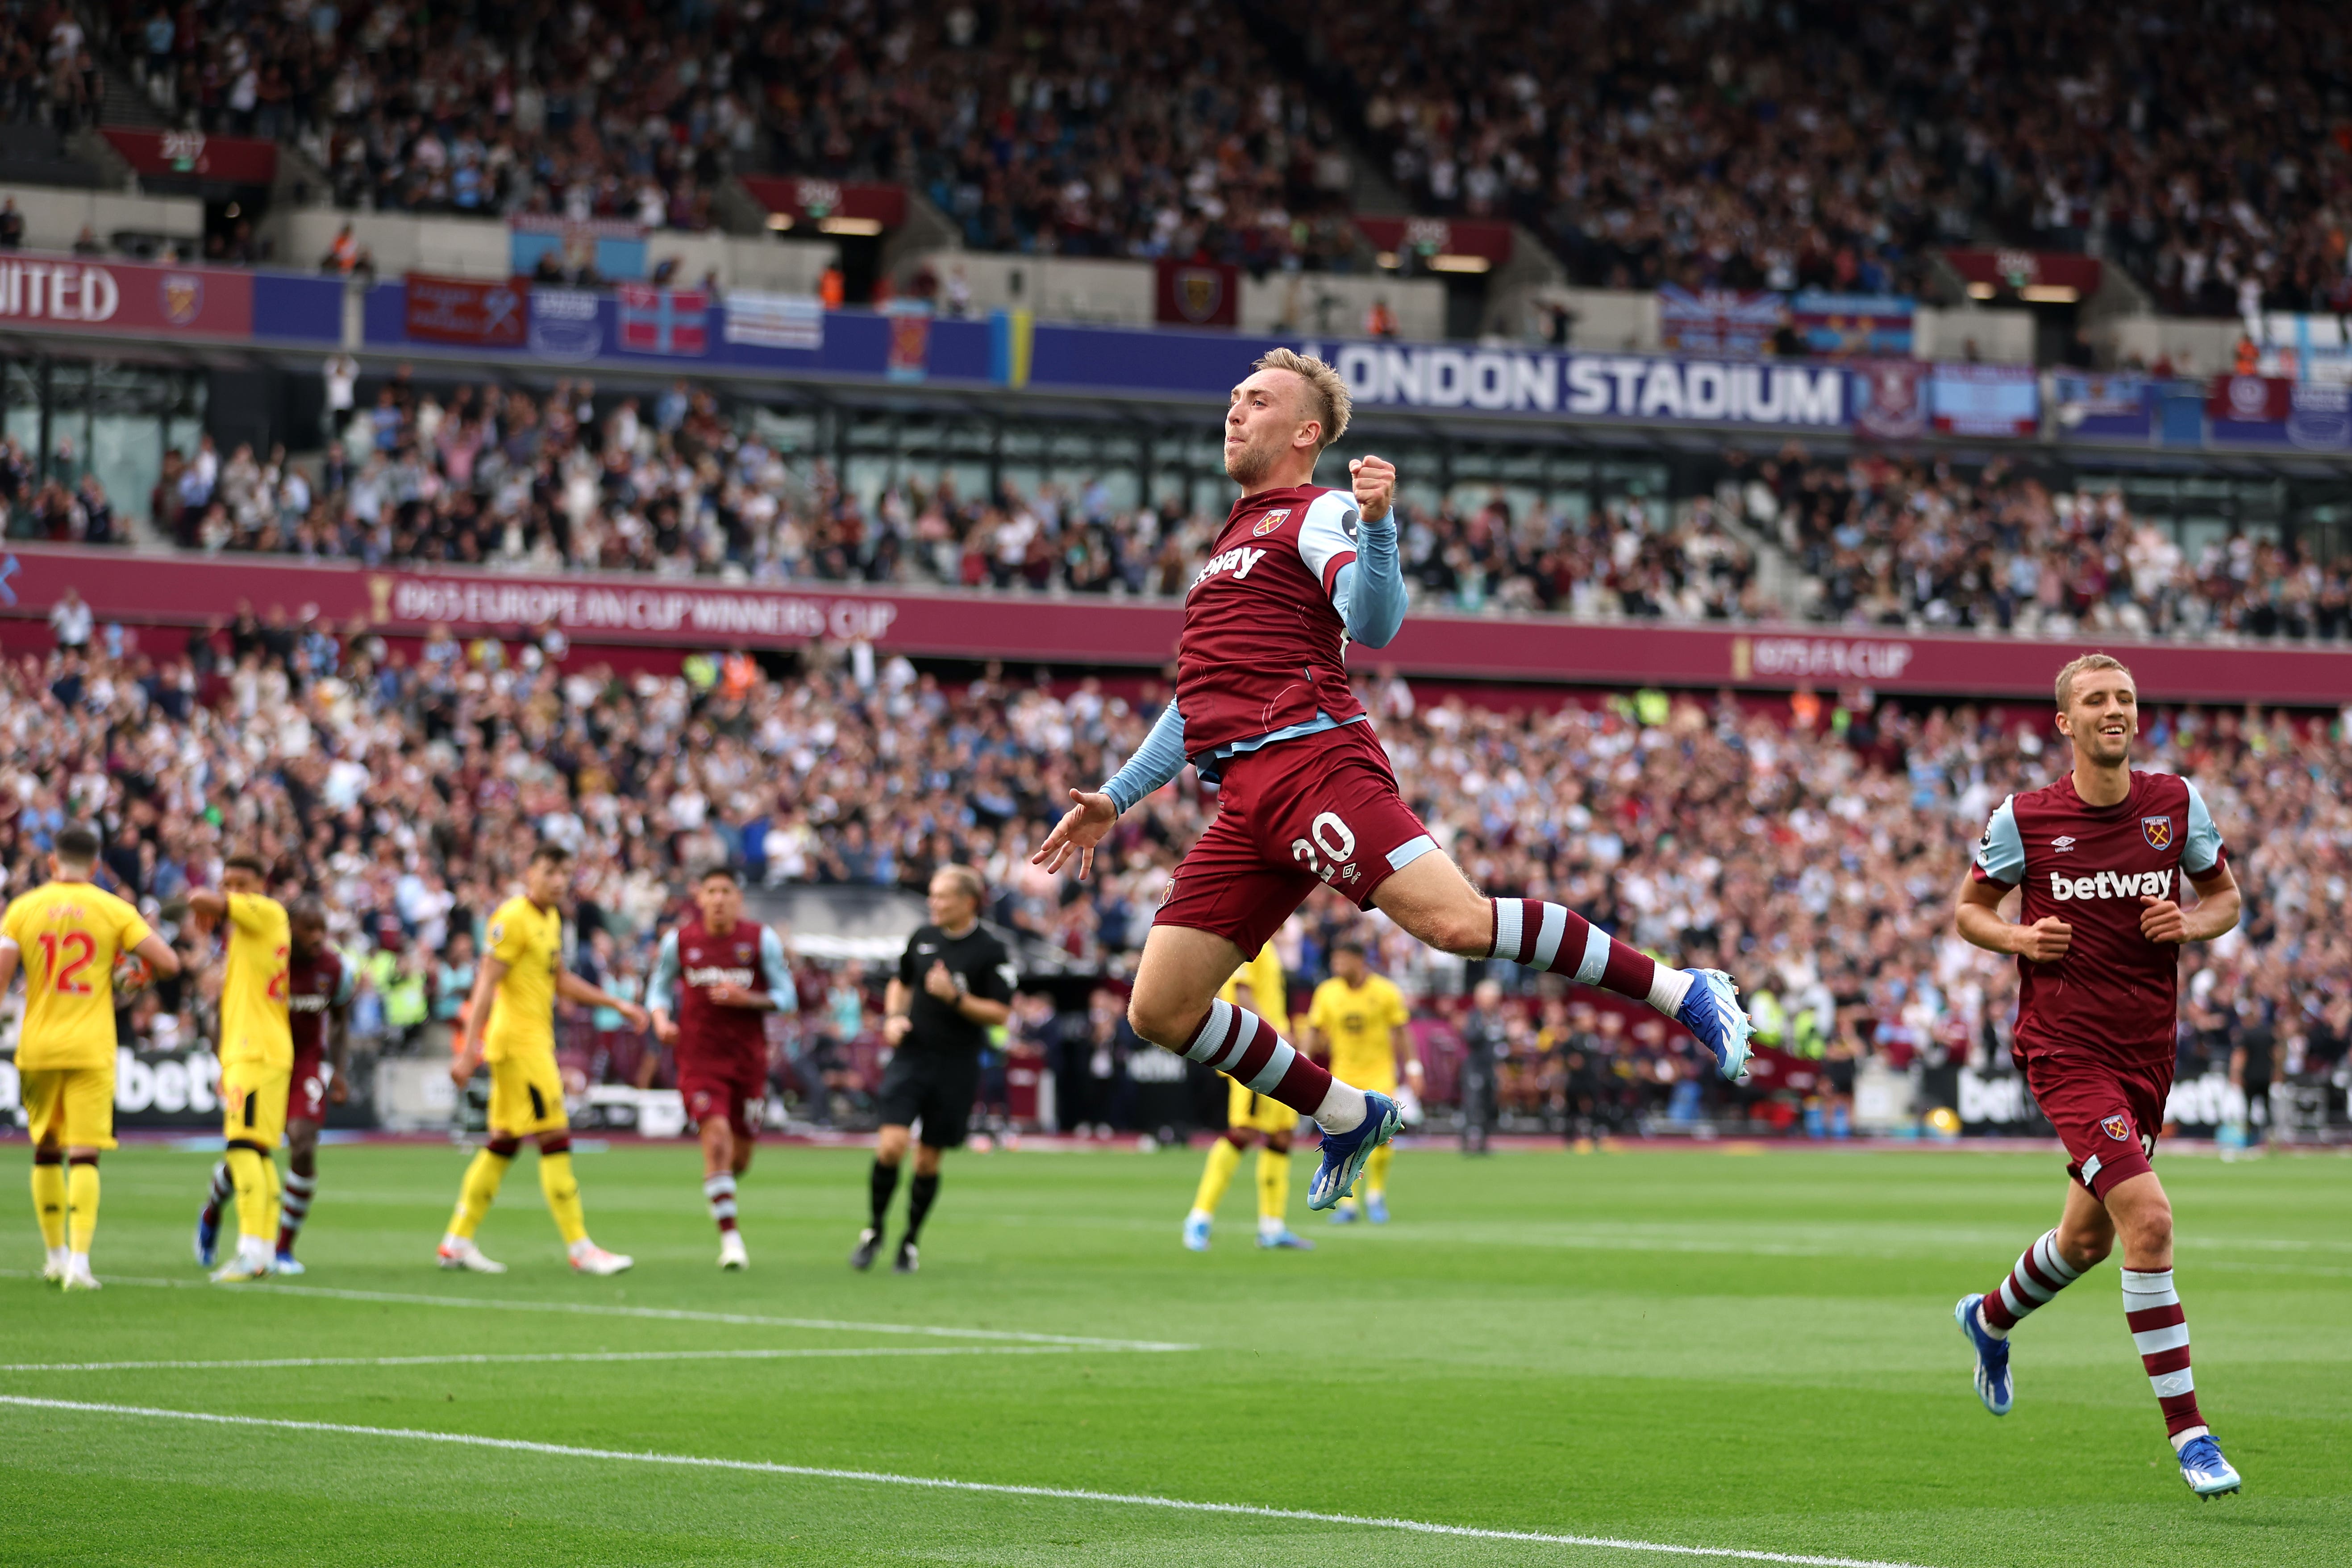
876;1048;982;1149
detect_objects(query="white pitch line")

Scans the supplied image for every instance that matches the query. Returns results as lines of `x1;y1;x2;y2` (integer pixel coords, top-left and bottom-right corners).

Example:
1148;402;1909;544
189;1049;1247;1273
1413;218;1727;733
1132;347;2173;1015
0;1393;1939;1568
0;1346;1079;1373
0;1270;1195;1352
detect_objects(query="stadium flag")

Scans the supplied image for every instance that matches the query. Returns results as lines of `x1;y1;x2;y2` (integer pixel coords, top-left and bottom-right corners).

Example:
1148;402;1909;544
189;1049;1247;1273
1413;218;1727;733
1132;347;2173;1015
884;300;933;382
1790;291;1915;357
722;291;825;351
616;284;710;356
1656;287;1782;356
989;308;1034;388
1851;358;1926;441
1929;363;2039;437
404;275;525;347
1154;258;1239;328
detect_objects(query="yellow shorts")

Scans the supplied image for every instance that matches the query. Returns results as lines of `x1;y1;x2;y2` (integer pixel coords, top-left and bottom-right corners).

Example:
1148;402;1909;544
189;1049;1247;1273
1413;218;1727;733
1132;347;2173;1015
22;1065;116;1151
487;1052;569;1136
221;1062;291;1151
1226;1078;1299;1136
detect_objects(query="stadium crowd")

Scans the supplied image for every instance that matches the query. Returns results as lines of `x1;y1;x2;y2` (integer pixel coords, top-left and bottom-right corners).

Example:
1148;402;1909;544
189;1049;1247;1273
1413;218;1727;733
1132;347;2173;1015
145;374;1763;623
1740;451;2352;641
139;372;2352;645
1278;0;2352;313
73;0;2351;310
2;608;2343;1135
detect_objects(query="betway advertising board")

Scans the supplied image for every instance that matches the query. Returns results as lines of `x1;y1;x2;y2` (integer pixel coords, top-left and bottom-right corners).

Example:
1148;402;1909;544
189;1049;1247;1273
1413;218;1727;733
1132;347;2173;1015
6;546;2350;704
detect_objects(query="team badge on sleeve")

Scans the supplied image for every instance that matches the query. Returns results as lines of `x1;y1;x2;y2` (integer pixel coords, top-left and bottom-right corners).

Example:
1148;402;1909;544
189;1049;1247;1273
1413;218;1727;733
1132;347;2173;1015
2142;816;2173;850
2102;1113;2133;1141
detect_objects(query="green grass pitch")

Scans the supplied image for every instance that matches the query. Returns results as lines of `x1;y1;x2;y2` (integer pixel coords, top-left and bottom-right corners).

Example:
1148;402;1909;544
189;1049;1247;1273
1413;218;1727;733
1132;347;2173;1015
1;1138;2346;1566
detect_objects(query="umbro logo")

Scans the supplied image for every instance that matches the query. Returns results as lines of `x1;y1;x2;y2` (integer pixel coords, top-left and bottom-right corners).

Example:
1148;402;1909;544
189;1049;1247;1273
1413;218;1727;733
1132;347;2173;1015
2051;836;2076;853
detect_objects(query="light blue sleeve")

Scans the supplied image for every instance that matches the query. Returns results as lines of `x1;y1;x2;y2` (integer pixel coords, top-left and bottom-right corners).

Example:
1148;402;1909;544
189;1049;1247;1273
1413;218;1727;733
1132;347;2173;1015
1973;795;2025;885
2182;781;2224;875
645;930;680;1014
1102;698;1187;815
1334;516;1405;648
759;925;795;1007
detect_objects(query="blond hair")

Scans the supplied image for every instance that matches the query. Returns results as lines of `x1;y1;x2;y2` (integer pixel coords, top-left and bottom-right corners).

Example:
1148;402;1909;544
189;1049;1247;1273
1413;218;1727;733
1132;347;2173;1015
2054;652;2133;710
1254;347;1351;453
934;862;987;908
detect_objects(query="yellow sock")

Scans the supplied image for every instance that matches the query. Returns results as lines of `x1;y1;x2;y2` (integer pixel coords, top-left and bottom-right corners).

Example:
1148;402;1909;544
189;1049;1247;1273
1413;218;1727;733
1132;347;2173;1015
67;1162;99;1255
449;1149;512;1240
1365;1143;1393;1198
30;1163;66;1250
1191;1137;1244;1215
539;1151;587;1245
1255;1145;1289;1225
226;1148;274;1242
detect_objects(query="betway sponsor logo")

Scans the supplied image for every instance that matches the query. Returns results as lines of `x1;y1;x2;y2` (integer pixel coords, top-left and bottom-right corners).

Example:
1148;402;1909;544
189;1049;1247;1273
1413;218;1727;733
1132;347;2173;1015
1190;545;1270;588
1732;636;1914;681
2049;869;2173;901
686;965;756;988
1303;343;1844;425
386;578;899;641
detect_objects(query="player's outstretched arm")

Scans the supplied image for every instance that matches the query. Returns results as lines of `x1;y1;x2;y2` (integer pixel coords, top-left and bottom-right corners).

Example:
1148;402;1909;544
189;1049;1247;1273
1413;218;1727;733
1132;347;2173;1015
557;967;648;1031
1955;873;2070;962
645;929;681;1042
2141;863;2241;945
1038;696;1190;878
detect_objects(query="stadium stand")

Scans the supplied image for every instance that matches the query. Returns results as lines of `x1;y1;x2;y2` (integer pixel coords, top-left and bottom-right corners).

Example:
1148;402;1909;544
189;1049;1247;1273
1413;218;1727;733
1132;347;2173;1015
4;623;2342;1134
143;372;2339;642
1277;0;2352;312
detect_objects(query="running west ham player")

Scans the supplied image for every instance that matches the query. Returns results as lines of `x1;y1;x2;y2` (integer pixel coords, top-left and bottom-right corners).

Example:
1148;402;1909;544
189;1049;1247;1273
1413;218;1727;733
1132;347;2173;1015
647;865;792;1269
1033;349;1752;1211
275;901;354;1273
1953;653;2244;1497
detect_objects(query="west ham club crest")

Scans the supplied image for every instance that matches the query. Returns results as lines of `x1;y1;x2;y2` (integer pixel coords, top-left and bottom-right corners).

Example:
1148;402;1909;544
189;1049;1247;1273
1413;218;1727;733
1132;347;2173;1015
2142;816;2173;851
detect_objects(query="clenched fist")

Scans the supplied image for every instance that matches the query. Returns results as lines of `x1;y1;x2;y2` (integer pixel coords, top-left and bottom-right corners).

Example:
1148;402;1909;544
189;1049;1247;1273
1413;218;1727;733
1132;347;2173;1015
1348;454;1396;524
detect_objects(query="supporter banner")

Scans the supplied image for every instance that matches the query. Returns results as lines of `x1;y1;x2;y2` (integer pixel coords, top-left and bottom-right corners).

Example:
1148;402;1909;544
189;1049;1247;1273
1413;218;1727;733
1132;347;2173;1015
0;254;254;337
883;300;932;382
8;545;2352;704
1852;358;1927;442
1790;291;1915;357
2052;372;2157;441
2210;377;2352;453
1930;363;2038;437
1353;216;1513;266
102;127;277;184
723;290;825;350
737;177;908;231
404;273;525;346
616;284;710;356
509;216;648;283
1657;287;1781;356
1155;259;1238;328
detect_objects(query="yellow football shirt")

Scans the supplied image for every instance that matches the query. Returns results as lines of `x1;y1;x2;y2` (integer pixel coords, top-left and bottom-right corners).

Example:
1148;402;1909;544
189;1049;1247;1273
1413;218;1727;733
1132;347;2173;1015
1307;973;1411;1092
482;895;563;1062
3;879;151;1071
1217;942;1289;1038
218;891;292;1068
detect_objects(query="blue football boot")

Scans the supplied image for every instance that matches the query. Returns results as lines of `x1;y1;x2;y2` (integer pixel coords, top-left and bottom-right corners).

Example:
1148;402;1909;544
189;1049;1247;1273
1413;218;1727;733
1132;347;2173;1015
1307;1092;1399;1211
1954;1293;2013;1416
1255;1227;1315;1250
1678;969;1754;1080
2177;1435;2242;1497
1181;1212;1211;1252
